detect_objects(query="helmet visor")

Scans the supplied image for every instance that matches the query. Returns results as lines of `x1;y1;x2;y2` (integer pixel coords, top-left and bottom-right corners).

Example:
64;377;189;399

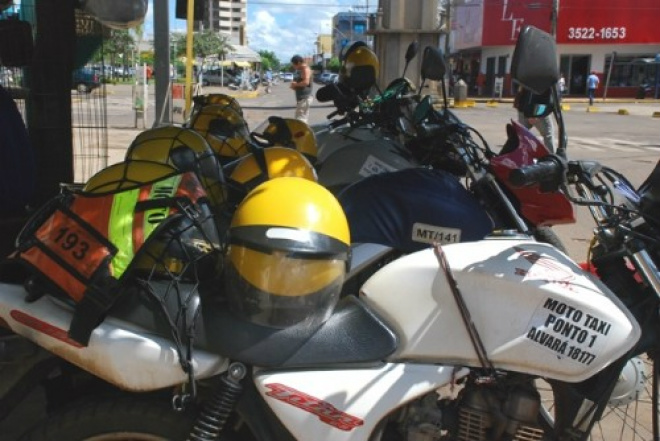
226;245;345;328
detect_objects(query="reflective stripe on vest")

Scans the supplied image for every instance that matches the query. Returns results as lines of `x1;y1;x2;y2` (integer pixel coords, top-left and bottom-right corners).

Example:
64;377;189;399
108;174;183;278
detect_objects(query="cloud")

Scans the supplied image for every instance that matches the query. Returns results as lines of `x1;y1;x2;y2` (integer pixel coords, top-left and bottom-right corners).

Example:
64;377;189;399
147;0;367;63
246;0;352;63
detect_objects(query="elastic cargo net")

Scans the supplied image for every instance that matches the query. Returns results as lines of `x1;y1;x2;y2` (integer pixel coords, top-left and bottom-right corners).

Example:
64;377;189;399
9;159;222;346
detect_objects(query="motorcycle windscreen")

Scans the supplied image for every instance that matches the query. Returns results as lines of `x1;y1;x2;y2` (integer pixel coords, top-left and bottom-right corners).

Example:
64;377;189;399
338;168;493;253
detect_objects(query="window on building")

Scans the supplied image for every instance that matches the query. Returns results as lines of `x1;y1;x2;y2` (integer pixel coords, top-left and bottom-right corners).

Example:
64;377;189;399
605;54;658;88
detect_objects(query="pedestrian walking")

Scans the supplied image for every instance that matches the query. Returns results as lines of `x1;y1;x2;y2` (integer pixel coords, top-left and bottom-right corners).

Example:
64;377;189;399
586;71;600;106
290;55;313;123
558;73;567;96
264;69;273;94
514;87;556;152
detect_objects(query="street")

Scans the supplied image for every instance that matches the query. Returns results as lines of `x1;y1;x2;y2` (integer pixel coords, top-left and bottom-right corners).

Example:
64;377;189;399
99;81;660;261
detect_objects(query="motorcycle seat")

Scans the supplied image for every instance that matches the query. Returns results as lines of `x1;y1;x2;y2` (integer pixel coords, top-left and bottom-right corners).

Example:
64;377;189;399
106;283;398;368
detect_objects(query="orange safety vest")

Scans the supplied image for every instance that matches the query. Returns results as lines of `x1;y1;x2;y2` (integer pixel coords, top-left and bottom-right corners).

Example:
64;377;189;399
16;171;213;345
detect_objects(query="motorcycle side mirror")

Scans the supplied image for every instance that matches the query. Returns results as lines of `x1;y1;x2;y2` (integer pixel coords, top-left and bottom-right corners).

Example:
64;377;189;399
316;84;339;103
401;41;420;78
420;46;447;82
511;25;559;94
405;41;419;64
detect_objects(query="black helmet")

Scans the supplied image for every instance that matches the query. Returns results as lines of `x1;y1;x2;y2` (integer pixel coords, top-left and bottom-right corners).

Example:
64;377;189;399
339;41;379;93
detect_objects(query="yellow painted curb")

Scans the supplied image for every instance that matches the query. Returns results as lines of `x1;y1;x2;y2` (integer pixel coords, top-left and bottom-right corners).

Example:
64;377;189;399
560;104;570;111
230;91;259;99
452;101;472;108
617;109;629;115
486;100;498;107
653;112;660;118
586;106;599;112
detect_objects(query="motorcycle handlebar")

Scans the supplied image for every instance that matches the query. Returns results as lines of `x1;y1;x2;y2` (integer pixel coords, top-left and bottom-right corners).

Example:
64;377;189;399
508;156;565;188
416;122;445;138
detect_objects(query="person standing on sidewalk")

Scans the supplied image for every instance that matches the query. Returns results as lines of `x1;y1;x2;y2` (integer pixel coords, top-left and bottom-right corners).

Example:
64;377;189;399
586;71;599;106
290;55;313;123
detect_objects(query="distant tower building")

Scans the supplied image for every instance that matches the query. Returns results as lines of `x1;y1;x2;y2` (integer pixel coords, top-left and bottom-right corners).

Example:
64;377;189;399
196;0;247;44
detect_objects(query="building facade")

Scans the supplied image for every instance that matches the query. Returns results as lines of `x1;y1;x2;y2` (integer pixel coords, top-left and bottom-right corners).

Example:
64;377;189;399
452;0;660;98
195;0;247;44
314;34;333;67
332;11;371;57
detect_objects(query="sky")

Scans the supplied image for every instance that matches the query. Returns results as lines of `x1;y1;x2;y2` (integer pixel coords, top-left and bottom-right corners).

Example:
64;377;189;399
143;0;377;62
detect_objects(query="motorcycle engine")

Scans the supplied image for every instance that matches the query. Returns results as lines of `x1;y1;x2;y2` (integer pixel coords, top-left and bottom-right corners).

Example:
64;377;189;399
391;377;545;441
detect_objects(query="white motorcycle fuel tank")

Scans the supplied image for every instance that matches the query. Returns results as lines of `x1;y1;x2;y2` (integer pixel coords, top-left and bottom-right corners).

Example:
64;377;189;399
360;238;641;383
0;282;227;391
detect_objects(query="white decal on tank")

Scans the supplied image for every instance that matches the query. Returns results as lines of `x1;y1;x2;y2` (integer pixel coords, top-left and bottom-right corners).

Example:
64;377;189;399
513;246;577;291
358;155;398;177
526;297;613;365
412;223;461;245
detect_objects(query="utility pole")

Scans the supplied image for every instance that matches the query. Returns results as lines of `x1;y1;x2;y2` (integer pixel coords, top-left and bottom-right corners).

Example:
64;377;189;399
154;0;170;125
444;0;451;58
551;0;559;38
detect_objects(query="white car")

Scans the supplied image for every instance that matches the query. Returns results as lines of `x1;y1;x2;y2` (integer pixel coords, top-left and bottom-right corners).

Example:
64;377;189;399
281;72;294;82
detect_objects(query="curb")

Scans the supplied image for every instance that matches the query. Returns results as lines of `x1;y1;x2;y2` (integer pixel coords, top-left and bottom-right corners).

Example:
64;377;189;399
227;90;260;99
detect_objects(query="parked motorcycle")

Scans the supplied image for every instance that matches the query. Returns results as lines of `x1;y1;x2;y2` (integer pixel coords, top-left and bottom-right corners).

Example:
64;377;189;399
1;25;656;441
312;41;420;165
335;43;572;265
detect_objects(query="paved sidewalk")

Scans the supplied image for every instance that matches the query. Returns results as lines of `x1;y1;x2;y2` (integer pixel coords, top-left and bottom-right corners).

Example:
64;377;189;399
106;82;660;162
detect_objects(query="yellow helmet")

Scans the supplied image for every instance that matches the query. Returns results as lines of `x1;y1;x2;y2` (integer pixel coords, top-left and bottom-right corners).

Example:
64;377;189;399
339;41;379;93
124;126;227;214
252;116;318;165
189;105;251;164
227;147;317;206
191;93;243;117
225;177;350;328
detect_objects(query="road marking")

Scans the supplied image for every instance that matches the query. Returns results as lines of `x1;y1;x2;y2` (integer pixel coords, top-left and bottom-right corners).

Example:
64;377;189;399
570;137;658;152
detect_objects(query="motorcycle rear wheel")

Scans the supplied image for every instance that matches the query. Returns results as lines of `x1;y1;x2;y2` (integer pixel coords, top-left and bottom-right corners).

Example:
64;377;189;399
19;397;196;441
538;355;658;441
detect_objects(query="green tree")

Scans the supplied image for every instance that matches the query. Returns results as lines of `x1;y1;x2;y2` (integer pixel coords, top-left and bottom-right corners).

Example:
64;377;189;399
172;30;234;62
103;29;136;76
258;50;280;72
327;57;341;73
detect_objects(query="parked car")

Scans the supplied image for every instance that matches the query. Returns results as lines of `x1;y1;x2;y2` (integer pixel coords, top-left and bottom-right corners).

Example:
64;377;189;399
201;69;237;86
316;72;334;84
328;73;339;84
72;68;101;94
281;72;294;82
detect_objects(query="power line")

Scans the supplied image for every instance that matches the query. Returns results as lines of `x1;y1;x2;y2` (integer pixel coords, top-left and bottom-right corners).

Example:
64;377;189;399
247;1;376;9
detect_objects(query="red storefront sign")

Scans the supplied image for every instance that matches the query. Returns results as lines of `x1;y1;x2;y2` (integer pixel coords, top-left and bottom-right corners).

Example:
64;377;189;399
479;0;660;46
482;0;553;46
556;0;659;44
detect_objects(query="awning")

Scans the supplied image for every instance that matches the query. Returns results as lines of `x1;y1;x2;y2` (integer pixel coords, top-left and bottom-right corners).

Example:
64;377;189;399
235;61;251;68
